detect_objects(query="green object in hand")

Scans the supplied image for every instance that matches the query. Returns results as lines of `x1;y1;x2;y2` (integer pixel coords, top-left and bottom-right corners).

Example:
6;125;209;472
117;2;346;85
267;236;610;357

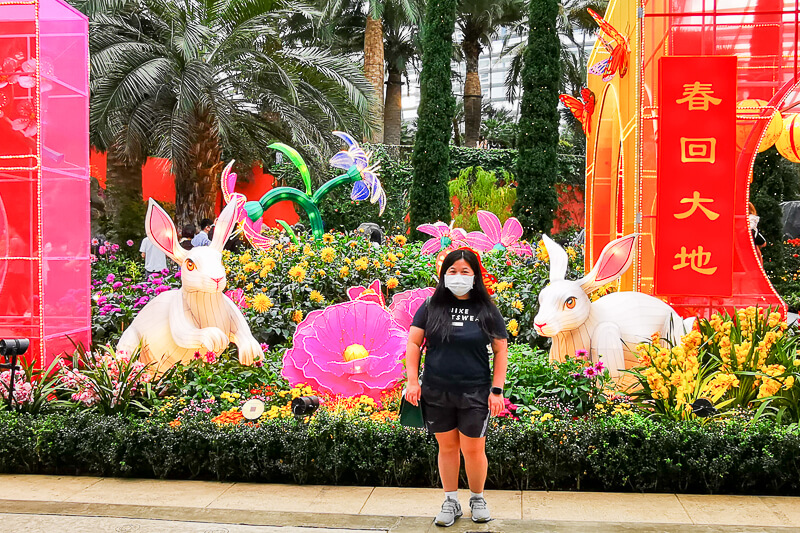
399;389;425;428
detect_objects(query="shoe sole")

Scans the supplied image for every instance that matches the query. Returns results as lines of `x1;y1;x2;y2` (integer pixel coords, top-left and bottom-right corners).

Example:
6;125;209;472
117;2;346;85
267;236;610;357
472;516;491;523
434;512;462;527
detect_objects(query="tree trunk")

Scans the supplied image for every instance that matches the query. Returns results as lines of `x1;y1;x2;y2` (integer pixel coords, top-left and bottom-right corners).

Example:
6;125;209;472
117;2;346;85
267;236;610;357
175;110;223;228
105;145;146;243
463;38;482;148
364;15;385;143
384;68;403;145
452;118;462;146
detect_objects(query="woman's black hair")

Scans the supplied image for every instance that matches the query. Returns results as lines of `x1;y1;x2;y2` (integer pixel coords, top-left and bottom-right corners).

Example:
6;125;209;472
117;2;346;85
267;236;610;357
425;248;503;342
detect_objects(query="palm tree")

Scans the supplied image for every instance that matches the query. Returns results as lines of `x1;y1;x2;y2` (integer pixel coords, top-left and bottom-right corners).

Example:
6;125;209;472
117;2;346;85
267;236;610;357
383;2;419;144
501;0;608;101
86;0;376;226
457;0;525;147
321;0;421;144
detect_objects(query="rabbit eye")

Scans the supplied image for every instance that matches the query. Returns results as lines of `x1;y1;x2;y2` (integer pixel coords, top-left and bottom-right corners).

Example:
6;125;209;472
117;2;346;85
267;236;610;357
565;297;576;309
185;259;196;271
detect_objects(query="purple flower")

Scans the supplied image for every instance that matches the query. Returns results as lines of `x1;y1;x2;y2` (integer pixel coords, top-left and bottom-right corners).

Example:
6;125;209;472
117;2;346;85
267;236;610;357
174;271;181;278
594;361;605;372
161;268;169;275
193;351;202;360
98;246;106;255
463;211;533;256
106;274;115;283
146;288;154;295
111;307;122;314
111;244;120;252
259;342;270;352
575;349;589;359
109;255;117;260
583;366;599;378
96;295;107;305
112;282;123;289
571;372;582;379
253;358;263;368
126;240;134;246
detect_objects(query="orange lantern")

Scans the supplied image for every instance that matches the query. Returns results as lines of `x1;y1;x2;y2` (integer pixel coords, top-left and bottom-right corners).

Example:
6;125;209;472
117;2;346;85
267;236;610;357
735;99;783;152
775;113;800;163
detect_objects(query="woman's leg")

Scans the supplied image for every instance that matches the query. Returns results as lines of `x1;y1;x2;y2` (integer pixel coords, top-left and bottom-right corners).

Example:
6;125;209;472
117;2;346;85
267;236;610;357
435;428;462;491
459;433;487;493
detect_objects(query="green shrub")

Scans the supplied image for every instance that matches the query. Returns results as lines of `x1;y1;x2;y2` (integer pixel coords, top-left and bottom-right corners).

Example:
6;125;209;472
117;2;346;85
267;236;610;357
449;166;516;232
2;411;800;493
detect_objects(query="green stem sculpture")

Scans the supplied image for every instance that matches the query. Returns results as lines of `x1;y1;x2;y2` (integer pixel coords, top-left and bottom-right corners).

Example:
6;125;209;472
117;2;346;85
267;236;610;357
242;145;363;241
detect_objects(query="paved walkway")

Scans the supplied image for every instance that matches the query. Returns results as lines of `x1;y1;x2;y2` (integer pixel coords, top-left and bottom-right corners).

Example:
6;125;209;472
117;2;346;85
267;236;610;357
0;475;799;532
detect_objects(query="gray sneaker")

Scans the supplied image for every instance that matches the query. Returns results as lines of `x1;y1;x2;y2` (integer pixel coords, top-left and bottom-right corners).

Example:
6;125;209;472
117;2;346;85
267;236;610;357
434;498;462;527
469;495;491;523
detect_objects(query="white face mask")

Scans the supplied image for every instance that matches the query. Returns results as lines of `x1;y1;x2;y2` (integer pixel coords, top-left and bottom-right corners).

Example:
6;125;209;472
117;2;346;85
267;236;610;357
445;274;474;297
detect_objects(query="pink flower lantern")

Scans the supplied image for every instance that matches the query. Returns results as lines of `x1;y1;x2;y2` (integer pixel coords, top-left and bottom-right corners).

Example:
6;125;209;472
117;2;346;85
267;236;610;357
282;300;407;399
347;279;385;307
465;211;533;256
418;221;467;255
388;287;435;330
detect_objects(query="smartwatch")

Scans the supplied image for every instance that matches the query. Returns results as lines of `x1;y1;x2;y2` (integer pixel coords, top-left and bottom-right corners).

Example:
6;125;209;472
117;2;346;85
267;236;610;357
490;386;503;396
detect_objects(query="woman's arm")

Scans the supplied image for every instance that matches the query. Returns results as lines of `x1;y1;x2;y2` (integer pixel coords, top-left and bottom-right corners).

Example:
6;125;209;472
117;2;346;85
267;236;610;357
404;326;425;406
489;337;509;416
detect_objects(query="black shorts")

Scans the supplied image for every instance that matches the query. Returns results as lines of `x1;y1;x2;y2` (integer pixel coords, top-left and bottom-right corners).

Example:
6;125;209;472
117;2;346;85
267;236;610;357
421;385;490;438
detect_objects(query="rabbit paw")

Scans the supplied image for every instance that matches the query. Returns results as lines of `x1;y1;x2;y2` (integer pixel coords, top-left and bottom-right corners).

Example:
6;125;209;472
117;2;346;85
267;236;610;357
200;327;230;354
237;337;263;366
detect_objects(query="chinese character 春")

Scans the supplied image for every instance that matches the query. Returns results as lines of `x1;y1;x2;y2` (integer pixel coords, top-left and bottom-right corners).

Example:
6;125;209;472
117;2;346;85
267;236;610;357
675;82;722;111
680;137;716;163
674;191;720;220
673;246;717;275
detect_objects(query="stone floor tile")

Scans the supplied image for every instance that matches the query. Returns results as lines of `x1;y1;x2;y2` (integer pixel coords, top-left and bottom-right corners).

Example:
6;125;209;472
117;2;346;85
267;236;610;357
523;491;692;523
63;477;233;508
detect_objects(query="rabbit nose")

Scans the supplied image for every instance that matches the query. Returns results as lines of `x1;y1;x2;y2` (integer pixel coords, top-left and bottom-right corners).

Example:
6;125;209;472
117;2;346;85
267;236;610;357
535;322;546;330
212;277;224;285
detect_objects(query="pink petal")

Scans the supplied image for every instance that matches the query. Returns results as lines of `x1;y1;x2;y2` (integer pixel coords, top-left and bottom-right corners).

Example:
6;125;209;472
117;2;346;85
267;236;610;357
347;285;367;301
420;238;441;255
477;211;503;244
10;118;28;131
465;231;494;252
450;227;468;246
501;217;524;246
417;223;446;238
18;76;35;88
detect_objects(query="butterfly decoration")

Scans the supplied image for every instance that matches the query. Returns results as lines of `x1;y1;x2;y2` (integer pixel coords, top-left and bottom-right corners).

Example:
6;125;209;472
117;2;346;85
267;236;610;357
587;8;630;82
559;88;596;136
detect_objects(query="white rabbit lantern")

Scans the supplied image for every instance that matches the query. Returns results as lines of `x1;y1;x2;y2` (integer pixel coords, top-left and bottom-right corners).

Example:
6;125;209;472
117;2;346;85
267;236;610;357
533;234;694;379
117;199;264;371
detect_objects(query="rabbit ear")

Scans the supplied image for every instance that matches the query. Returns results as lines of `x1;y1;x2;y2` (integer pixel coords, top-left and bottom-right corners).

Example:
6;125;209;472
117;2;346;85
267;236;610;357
211;197;240;252
578;234;638;294
145;199;186;263
542;234;569;281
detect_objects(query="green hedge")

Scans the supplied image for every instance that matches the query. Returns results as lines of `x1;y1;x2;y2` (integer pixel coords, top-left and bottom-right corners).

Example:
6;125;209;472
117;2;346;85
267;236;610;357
3;411;799;494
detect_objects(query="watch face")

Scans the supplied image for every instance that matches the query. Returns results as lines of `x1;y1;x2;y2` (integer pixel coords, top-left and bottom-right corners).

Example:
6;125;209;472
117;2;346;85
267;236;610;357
491;387;503;395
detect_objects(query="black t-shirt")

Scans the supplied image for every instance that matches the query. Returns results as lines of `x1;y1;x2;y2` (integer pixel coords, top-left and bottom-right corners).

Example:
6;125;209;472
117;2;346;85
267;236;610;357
411;297;507;392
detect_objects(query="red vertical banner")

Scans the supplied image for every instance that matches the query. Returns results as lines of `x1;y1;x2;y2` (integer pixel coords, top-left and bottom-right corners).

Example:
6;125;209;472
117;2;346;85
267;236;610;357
655;56;737;296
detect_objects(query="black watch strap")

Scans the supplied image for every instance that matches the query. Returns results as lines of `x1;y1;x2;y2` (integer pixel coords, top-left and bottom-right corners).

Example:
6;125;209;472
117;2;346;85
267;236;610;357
490;386;503;396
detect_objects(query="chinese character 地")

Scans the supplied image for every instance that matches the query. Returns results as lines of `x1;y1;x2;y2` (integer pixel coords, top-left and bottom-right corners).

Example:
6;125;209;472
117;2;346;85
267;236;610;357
674;191;720;220
673;246;717;275
675;82;722;111
680;137;716;163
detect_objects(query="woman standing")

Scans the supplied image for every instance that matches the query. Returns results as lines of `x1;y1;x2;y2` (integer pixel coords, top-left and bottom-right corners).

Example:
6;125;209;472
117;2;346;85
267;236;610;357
404;248;508;527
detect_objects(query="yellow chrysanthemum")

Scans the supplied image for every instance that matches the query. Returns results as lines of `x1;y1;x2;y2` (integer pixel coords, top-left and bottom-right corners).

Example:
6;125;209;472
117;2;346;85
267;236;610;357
239;252;252;264
387;278;399;289
288;265;306;282
512;300;523;311
292;310;304;323
339;266;350;278
354;257;369;271
320;247;336;263
393;235;407;246
507;319;519;337
243;261;259;273
323;233;335;243
252;294;273;313
309;290;324;303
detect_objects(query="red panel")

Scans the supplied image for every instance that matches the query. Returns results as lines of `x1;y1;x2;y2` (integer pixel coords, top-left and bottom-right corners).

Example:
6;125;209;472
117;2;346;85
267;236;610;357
655;56;737;296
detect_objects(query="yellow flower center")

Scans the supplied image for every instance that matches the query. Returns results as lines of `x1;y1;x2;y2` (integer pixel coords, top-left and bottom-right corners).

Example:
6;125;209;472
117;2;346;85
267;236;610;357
343;344;369;362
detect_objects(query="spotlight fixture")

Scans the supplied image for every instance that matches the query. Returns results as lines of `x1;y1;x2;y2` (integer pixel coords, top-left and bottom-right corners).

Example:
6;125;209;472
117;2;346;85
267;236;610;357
0;338;29;408
291;395;319;418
